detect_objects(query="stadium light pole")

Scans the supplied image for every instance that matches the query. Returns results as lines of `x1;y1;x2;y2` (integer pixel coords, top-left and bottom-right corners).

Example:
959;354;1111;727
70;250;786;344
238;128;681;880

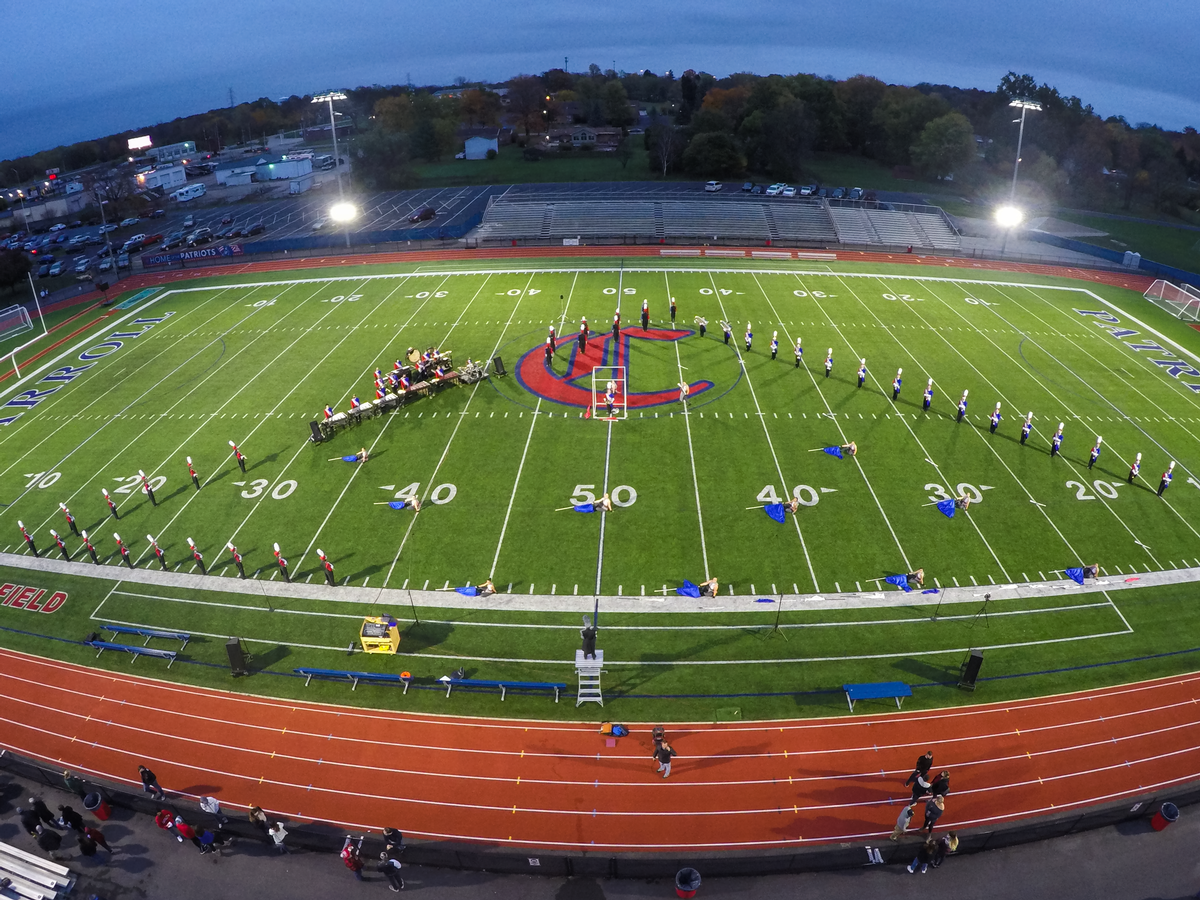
10;169;31;235
312;91;347;203
1008;99;1042;202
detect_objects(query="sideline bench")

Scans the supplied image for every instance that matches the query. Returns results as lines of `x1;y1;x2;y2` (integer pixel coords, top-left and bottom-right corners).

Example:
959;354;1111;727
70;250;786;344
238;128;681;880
439;677;567;703
90;640;178;667
102;623;191;650
294;667;411;693
842;681;912;713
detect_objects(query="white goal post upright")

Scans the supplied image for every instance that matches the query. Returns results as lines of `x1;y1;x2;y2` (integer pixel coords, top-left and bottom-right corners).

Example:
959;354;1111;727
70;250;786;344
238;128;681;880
590;365;627;419
1144;279;1200;322
4;273;50;378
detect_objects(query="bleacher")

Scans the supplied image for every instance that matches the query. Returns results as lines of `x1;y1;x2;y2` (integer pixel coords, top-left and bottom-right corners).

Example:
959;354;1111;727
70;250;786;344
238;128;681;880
0;839;74;899
471;195;958;250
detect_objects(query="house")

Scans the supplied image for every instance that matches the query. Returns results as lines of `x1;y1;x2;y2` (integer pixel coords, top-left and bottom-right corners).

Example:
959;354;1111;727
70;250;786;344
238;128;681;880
253;154;313;181
459;127;501;160
135;165;187;191
571;127;622;149
214;160;258;186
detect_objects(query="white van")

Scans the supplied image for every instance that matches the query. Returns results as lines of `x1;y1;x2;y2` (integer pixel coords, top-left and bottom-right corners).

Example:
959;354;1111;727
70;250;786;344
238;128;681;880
171;183;207;202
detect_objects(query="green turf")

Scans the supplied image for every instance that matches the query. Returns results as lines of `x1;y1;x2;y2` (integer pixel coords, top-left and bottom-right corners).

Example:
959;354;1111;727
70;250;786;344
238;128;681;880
413;143;656;186
2;256;1200;720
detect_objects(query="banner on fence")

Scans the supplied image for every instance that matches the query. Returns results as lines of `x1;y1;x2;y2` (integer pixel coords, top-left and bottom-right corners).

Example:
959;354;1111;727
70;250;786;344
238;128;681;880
141;244;244;268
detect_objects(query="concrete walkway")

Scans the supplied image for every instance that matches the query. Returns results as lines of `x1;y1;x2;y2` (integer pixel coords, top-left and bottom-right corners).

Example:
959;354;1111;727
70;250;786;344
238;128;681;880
0;769;1196;900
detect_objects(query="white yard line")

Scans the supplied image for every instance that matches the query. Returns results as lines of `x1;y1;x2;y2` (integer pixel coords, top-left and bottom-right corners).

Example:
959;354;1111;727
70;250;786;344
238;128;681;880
489;398;542;579
816;274;1011;580
709;272;819;591
88;580;122;620
595;419;614;595
295;274;491;573
751;273;910;572
383;273;537;587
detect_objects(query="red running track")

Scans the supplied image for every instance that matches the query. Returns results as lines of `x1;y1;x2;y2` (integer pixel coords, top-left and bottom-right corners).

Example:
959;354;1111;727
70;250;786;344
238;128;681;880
1;647;1198;851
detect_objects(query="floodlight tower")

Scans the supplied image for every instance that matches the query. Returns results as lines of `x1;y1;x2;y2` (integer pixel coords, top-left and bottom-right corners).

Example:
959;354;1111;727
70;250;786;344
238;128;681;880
312;91;348;202
1008;98;1042;202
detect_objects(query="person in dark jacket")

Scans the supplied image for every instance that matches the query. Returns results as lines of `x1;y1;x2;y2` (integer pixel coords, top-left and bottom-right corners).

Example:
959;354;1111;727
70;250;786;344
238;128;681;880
57;805;85;833
905;751;933;786
654;741;678;778
930;770;951;798
931;832;959;868
907;839;936;874
35;825;64;860
29;797;56;826
139;765;165;800
77;834;98;858
18;808;41;837
922;795;946;834
909;771;932;802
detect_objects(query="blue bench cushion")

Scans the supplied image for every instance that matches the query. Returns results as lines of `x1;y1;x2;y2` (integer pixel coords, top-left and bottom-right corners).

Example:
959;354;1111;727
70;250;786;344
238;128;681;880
102;624;191;648
90;640;177;667
294;668;409;692
842;681;912;712
441;677;567;702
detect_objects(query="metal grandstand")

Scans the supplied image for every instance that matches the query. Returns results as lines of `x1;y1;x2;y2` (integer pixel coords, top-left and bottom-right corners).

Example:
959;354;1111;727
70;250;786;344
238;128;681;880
469;190;960;250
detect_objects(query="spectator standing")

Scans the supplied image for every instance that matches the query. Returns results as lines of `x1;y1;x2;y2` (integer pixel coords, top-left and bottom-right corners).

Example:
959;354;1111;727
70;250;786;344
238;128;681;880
268;822;290;854
153;809;175;838
930;770;951;798
922;795;946;834
56;805;85;833
34;825;64;861
174;816;200;847
890;803;916;842
77;833;98;858
377;851;405;891
382;827;405;856
654;740;677;778
84;825;112;855
139;765;165;800
248;805;271;835
905;751;933;786
29;797;56;826
341;837;366;881
909;771;932;802
907;839;936;874
18;807;42;837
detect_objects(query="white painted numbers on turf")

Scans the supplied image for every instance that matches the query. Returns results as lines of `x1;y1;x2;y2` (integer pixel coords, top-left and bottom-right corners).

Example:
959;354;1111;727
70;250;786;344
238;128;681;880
1066;480;1124;501
572;484;637;507
22;472;61;489
926;483;985;504
323;294;364;303
882;292;923;302
757;485;822;507
394;482;457;505
114;474;165;493
236;479;297;500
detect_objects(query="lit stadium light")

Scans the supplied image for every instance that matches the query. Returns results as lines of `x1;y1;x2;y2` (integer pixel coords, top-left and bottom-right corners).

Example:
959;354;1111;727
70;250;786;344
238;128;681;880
995;206;1024;229
329;202;357;223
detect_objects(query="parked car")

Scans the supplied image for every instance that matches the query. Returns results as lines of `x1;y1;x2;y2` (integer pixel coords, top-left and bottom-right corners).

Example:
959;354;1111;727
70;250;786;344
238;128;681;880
36;262;52;277
95;245;113;258
799;184;817;196
99;224;118;234
863;190;878;202
215;225;234;238
49;223;66;232
741;182;755;192
782;186;797;198
48;261;64;276
750;184;764;194
118;217;140;227
116;253;130;269
68;220;82;228
149;209;165;218
765;183;784;196
143;233;162;245
161;231;185;249
848;187;864;200
97;258;113;272
183;214;195;229
244;222;265;236
704;180;723;192
186;227;213;245
830;187;846;199
817;187;829;198
68;235;87;247
311;217;329;231
122;234;147;252
221;215;233;225
73;258;91;273
408;206;436;223
85;235;102;246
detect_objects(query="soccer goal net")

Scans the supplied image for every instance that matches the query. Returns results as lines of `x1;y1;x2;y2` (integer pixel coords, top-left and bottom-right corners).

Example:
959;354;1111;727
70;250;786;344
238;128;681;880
0;304;34;343
590;366;627;419
1144;280;1200;322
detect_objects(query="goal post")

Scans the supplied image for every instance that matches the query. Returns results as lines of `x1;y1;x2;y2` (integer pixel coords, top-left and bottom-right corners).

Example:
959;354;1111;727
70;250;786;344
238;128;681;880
0;304;34;344
590;366;627;419
1144;279;1200;322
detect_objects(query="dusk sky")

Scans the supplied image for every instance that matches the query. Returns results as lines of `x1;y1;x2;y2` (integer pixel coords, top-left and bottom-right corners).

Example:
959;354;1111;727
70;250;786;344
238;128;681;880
3;0;1198;162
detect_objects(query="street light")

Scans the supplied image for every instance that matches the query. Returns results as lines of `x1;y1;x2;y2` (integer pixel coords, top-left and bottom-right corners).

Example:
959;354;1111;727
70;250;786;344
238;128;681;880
995;205;1025;256
1008;98;1042;202
329;201;357;223
313;91;350;247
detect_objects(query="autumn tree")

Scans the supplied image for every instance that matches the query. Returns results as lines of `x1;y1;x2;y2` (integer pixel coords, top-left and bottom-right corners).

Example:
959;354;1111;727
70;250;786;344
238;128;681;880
508;75;547;136
911;112;976;179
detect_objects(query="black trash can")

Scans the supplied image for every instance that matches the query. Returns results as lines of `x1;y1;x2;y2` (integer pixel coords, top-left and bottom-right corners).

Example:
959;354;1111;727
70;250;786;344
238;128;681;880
675;867;701;898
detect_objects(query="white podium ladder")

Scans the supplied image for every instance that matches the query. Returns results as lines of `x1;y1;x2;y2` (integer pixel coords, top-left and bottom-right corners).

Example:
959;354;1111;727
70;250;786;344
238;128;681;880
575;649;604;707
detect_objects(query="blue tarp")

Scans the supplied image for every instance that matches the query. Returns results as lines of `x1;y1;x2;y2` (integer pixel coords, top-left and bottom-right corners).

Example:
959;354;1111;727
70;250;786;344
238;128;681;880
823;446;844;459
936;498;956;518
455;586;478;596
885;574;912;592
922;588;939;594
574;503;595;513
387;501;406;510
677;580;701;598
342;455;358;462
1066;567;1085;585
765;503;786;523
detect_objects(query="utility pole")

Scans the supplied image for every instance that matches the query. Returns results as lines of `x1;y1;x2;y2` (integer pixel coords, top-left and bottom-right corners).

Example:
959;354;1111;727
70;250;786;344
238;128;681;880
564;56;568;73
228;87;235;109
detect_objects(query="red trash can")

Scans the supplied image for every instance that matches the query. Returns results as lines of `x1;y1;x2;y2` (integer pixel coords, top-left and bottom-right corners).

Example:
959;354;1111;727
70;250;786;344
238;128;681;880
1150;801;1179;831
675;867;701;898
84;791;112;820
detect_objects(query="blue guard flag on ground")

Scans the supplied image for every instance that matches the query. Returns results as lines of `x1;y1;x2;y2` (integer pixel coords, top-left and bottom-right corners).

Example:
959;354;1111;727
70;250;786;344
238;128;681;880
936;498;956;518
677;580;701;598
455;586;478;596
823;446;844;459
574;503;595;513
1066;567;1085;585
387;501;407;510
342;456;358;462
764;503;786;523
884;574;912;592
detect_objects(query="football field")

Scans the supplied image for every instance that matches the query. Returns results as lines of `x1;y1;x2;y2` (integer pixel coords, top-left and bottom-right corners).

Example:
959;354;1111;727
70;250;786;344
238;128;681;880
2;257;1200;716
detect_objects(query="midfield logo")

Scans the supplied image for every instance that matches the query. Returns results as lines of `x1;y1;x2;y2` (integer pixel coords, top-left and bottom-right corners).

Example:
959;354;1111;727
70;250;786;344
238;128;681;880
516;328;714;409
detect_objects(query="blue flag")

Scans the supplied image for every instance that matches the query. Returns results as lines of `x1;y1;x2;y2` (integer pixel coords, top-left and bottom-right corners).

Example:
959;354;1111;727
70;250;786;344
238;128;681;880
455;586;478;596
574;503;595;513
342;455;358;462
936;498;956;518
823;446;844;459
921;588;939;594
1066;567;1085;585
387;501;406;510
676;580;701;598
765;503;786;523
885;574;911;592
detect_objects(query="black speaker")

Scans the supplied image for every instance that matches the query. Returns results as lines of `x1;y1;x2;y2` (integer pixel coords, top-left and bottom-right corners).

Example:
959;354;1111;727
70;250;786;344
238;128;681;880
491;356;506;376
958;649;983;691
309;420;324;442
95;280;109;292
226;637;251;676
